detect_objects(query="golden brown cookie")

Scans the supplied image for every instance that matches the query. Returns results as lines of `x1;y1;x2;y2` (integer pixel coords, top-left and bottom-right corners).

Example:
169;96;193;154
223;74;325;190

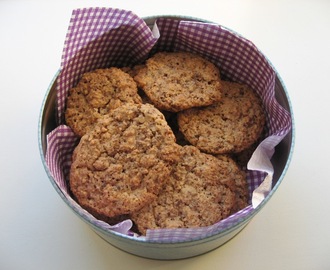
231;127;267;168
133;52;222;112
65;68;142;136
215;154;249;212
69;103;181;219
177;81;266;154
130;145;237;235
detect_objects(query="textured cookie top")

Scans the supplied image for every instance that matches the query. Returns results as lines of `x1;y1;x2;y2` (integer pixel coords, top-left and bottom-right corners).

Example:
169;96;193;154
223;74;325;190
130;145;236;235
178;81;266;154
65;68;142;136
69;103;181;219
215;154;249;212
133;52;222;112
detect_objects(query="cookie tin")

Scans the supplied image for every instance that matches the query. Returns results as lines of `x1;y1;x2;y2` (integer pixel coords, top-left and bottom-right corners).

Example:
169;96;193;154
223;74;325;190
38;15;294;260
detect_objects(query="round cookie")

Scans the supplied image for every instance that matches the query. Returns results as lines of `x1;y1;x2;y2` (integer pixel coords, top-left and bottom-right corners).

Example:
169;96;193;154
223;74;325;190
130;145;237;235
69;103;181;220
133;52;222;112
65;68;142;136
177;81;266;154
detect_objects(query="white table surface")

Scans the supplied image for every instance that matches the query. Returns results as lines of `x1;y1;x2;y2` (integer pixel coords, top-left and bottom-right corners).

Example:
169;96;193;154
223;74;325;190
1;0;329;269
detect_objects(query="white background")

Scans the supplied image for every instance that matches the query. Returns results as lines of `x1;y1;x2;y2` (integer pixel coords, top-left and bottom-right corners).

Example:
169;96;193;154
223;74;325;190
1;0;329;269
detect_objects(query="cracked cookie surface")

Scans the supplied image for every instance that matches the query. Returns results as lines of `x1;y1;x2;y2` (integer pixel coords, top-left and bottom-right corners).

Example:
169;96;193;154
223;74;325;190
130;145;237;235
178;81;266;154
215;154;249;212
133;52;222;112
69;103;181;219
65;68;142;136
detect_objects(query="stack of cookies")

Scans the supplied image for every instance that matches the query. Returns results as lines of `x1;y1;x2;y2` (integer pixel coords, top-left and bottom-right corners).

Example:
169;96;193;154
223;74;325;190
65;52;266;235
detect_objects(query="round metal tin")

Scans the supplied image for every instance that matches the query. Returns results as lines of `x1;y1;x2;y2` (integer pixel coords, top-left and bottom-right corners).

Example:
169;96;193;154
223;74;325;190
38;15;295;260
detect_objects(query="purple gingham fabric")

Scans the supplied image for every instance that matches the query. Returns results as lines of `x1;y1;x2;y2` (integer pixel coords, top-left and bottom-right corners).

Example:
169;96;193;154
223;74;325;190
57;8;158;123
45;125;79;191
45;8;292;243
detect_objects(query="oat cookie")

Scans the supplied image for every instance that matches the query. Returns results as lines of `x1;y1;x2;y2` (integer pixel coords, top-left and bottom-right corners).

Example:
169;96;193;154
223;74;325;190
133;52;222;112
69;103;181;219
130;145;236;235
65;68;142;136
178;81;266;154
215;154;249;212
232;127;266;168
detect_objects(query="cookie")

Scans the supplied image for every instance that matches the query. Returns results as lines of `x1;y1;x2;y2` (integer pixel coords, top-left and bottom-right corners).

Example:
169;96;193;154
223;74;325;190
69;103;181;219
232;127;267;168
177;81;266;154
133;52;222;112
120;64;145;78
65;68;142;136
215;154;249;212
130;145;237;235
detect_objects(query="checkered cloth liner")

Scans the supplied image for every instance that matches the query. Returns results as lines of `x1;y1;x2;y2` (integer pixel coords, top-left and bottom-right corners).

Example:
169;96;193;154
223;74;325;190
57;8;158;123
46;8;292;243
